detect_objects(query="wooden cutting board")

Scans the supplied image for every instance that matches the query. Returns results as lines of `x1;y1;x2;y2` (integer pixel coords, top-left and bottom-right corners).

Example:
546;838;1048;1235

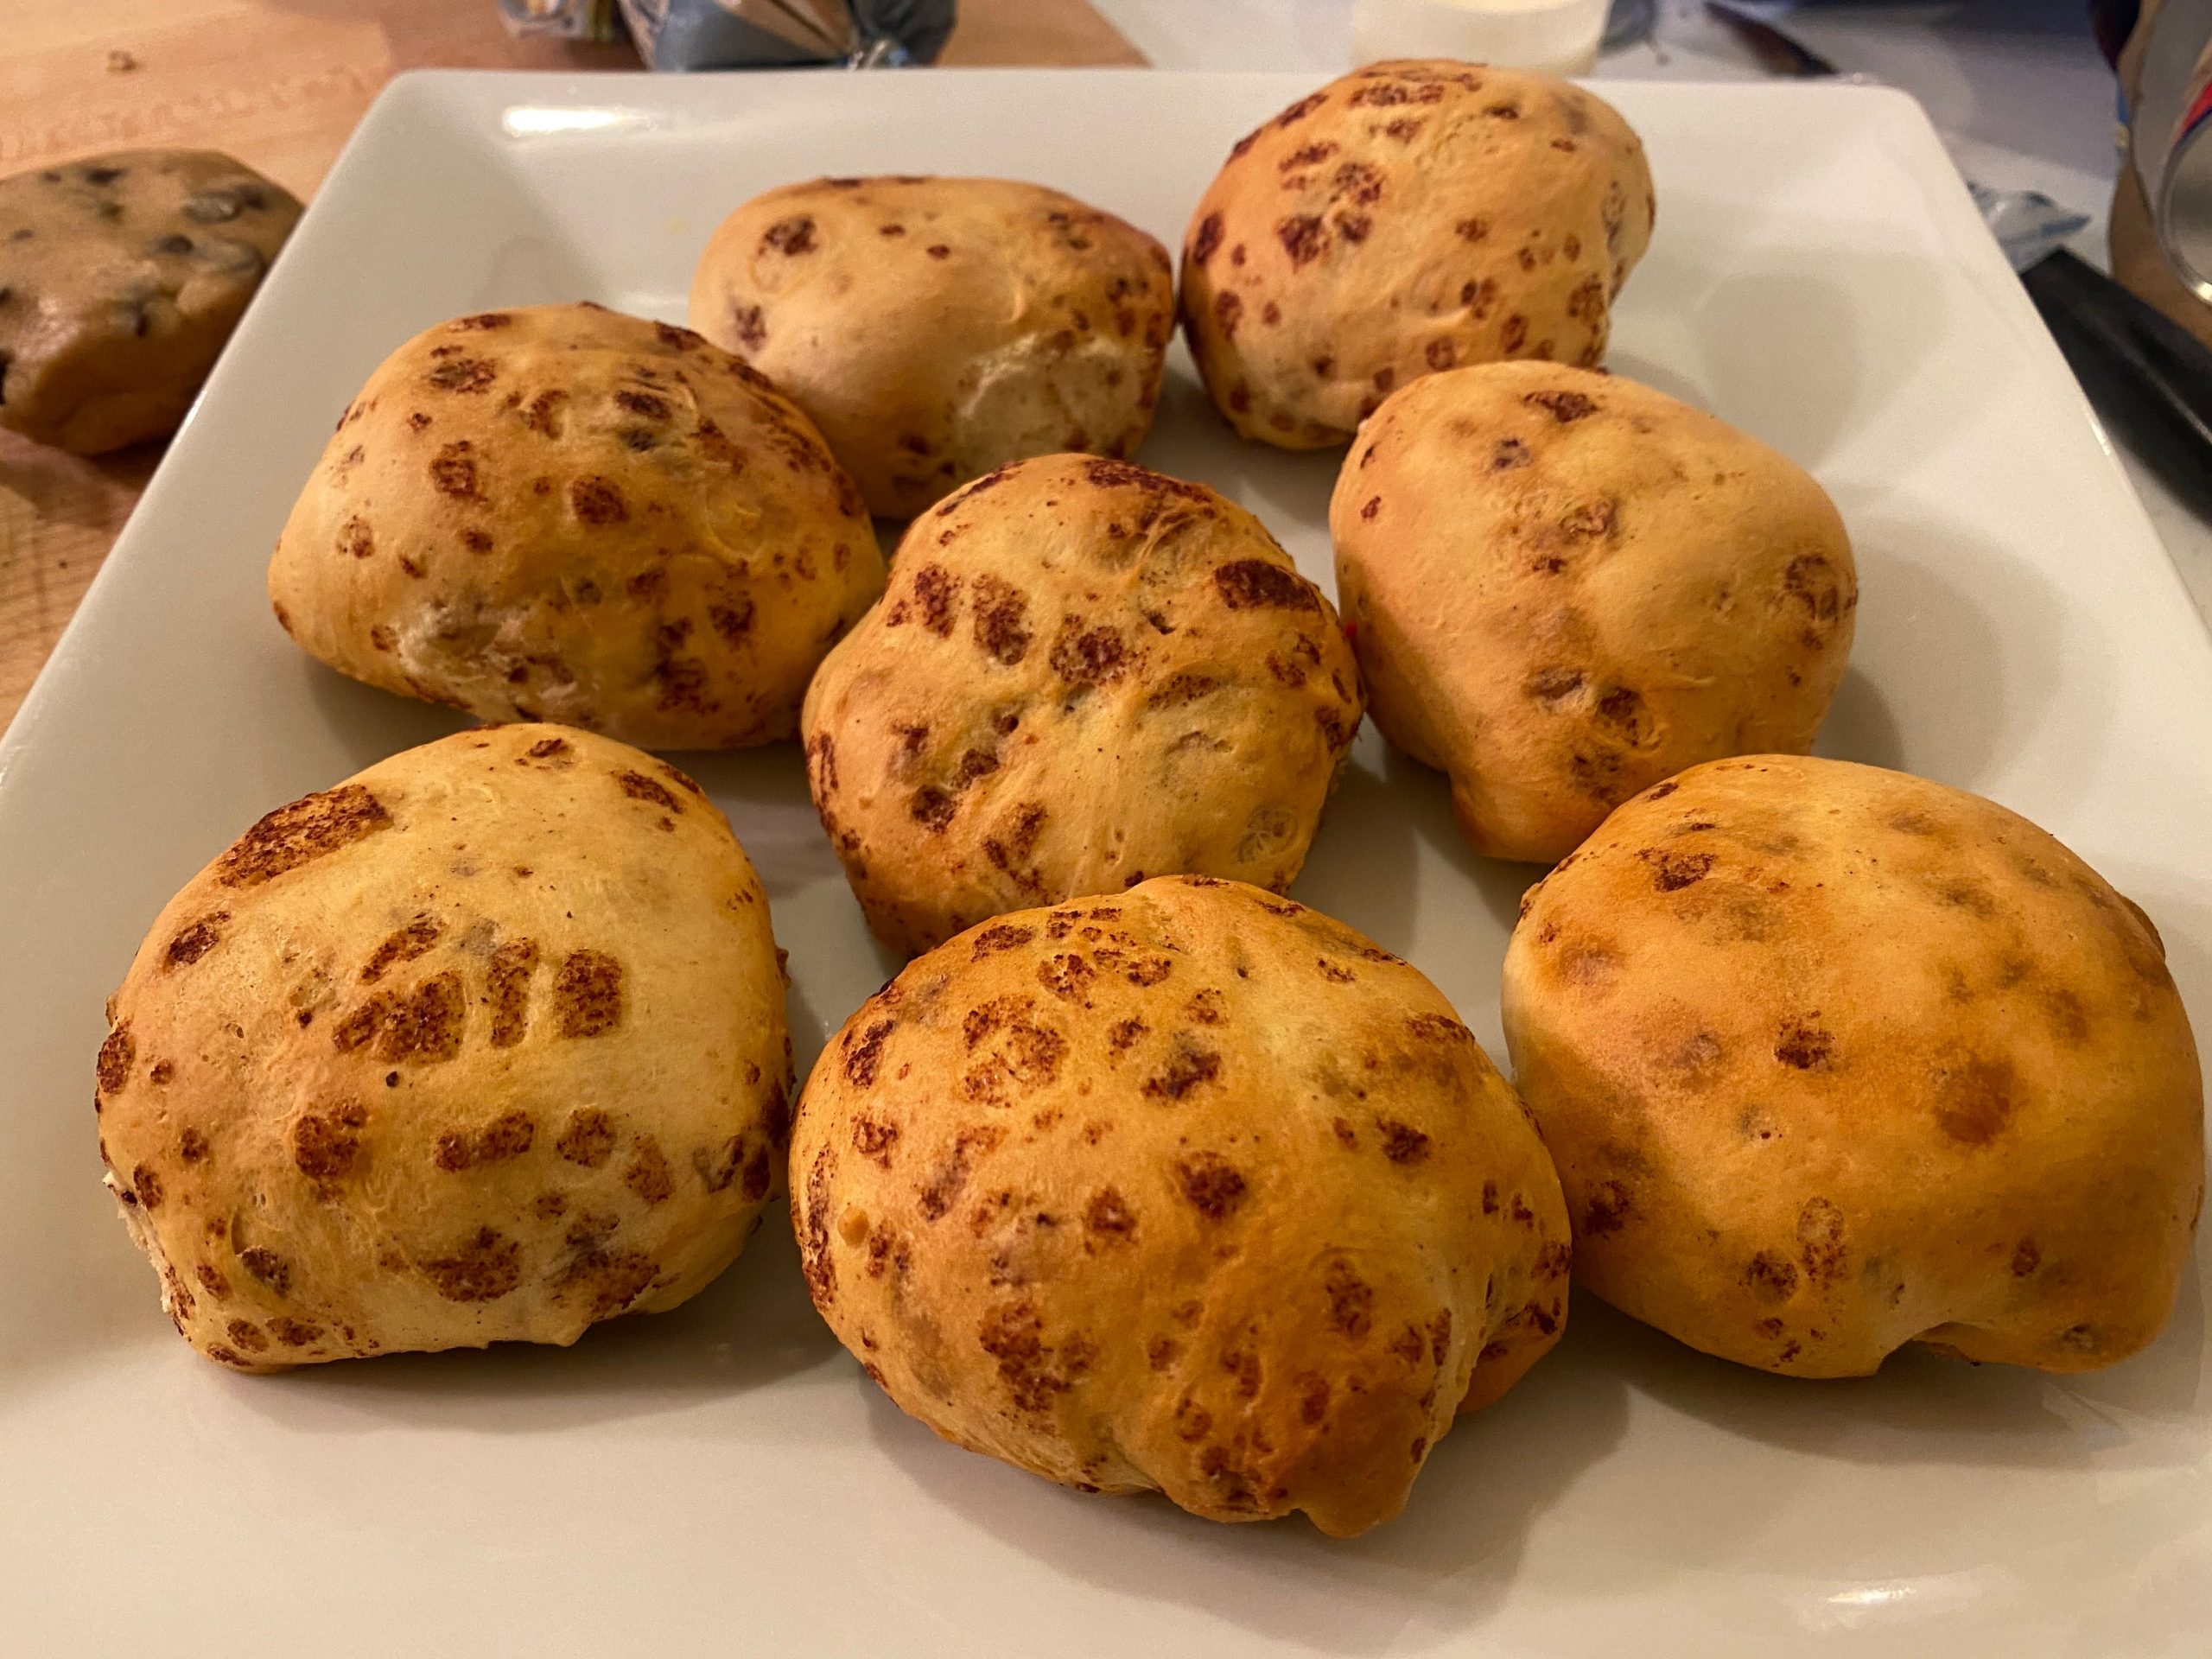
0;0;1143;734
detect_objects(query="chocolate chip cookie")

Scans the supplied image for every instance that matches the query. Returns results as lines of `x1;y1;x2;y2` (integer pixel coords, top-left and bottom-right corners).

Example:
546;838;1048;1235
0;150;301;453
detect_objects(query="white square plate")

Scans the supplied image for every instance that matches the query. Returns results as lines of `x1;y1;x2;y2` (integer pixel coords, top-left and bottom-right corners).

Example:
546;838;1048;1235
2;69;2208;1657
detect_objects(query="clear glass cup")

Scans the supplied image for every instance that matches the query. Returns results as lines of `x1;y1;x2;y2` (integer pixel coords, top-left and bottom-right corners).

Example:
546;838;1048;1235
1351;0;1611;76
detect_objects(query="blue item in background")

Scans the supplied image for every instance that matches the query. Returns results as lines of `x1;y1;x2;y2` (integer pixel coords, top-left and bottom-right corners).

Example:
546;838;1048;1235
616;0;956;70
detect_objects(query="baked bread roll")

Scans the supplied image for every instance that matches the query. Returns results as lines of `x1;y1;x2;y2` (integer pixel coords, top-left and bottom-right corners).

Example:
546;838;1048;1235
0;149;301;453
1181;61;1653;448
95;724;791;1371
1332;361;1855;864
802;453;1363;956
792;875;1570;1536
689;176;1175;518
1502;756;2203;1378
267;302;882;749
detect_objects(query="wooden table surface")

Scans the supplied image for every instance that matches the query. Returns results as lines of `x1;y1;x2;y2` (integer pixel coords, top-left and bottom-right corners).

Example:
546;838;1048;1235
0;0;1142;734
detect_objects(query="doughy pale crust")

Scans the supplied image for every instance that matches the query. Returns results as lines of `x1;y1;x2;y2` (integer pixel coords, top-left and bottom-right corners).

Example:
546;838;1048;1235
803;454;1363;957
95;724;792;1372
267;302;881;748
1332;361;1856;864
690;176;1175;518
1181;61;1653;448
1502;755;2204;1378
792;875;1571;1536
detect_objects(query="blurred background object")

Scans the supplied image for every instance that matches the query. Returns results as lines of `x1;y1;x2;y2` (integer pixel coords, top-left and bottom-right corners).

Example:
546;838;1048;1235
1351;0;1611;73
2115;0;2212;338
613;0;956;69
1702;3;2212;525
498;0;624;41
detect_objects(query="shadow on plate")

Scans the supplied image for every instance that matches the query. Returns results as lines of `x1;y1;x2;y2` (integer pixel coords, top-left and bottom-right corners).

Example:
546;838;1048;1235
1574;1289;2204;1478
864;1319;1633;1655
1819;515;2082;795
1618;239;1952;476
231;1213;842;1435
472;232;608;315
1816;665;1906;772
302;656;472;773
1137;360;1343;586
1295;739;1546;958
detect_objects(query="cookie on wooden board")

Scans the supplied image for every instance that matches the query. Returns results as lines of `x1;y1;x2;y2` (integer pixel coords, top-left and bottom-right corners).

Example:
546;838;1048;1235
0;149;301;453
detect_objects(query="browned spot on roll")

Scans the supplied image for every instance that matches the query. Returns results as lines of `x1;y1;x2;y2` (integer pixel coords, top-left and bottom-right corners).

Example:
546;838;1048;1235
625;1137;675;1205
918;1126;1004;1222
1774;1020;1834;1071
842;1020;894;1087
1377;1119;1430;1163
1212;559;1319;612
487;938;538;1047
1933;1052;2017;1146
951;923;1034;966
1192;212;1224;264
96;1022;134;1093
1176;1152;1246;1219
1742;1251;1797;1303
852;1116;899;1168
557;1108;616;1167
1797;1196;1847;1285
435;1109;534;1172
1640;849;1715;893
555;951;622;1038
426;357;496;393
1049;621;1131;686
1038;953;1095;1001
1084;1186;1135;1242
1143;1040;1220;1100
615;770;683;814
1405;1013;1471;1046
360;913;442;983
1325;1259;1373;1338
970;573;1031;665
422;1227;522;1301
1580;1179;1629;1236
239;1248;289;1294
569;476;627;524
216;785;390;887
293;1100;367;1180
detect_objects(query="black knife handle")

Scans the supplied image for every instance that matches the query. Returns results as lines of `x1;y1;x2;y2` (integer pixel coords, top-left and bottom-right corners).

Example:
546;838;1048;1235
2022;247;2212;520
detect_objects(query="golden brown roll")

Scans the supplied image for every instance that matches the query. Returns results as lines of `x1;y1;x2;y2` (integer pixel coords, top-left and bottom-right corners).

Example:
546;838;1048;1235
1180;61;1653;448
791;875;1571;1536
95;724;792;1371
267;302;881;748
802;453;1363;957
1332;361;1855;864
1502;755;2204;1378
690;176;1176;518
